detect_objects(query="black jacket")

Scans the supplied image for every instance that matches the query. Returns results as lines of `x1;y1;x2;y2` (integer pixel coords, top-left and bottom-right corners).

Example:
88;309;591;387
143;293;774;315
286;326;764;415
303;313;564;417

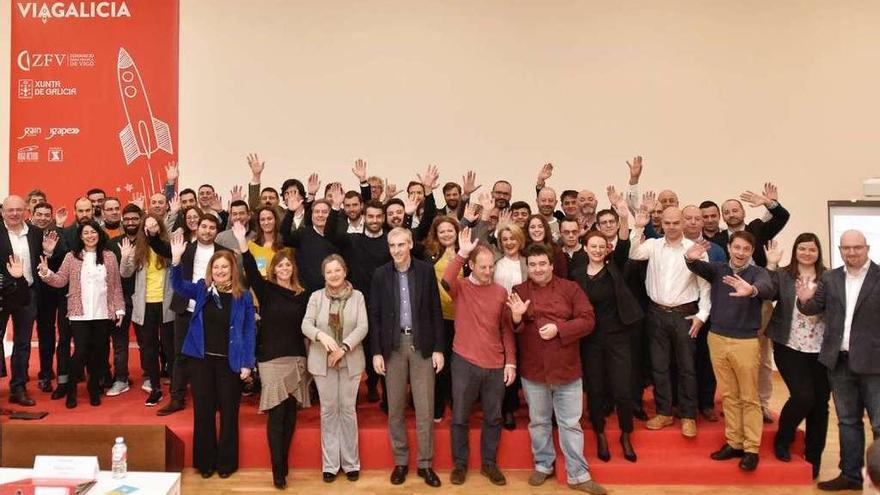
568;238;644;329
368;258;444;360
708;202;790;267
0;223;43;293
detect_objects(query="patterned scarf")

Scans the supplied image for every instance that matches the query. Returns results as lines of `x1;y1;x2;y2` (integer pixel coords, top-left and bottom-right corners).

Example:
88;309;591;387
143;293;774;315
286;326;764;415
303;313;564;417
326;281;353;344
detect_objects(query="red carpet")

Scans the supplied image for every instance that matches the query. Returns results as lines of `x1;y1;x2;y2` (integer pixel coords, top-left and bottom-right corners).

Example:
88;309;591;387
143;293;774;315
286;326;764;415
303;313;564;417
0;347;812;485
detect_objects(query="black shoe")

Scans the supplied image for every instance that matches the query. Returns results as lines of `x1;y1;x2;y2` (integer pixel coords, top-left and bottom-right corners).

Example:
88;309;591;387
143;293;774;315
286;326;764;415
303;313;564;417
710;444;745;461
145;390;163;407
345;470;359;481
65;384;77;409
774;444;791;462
273;477;286;489
596;433;610;462
816;474;862;491
739;453;759;471
503;411;516;430
322;472;337;483
811;463;820;480
200;470;215;479
633;408;649;421
603;404;614;418
9;389;36;407
157;399;184;416
51;383;68;400
38;379;53;393
89;393;101;406
379;400;388;415
620;432;637;462
390;465;408;485
218;472;231;479
450;466;467;485
417;468;441;487
480;465;506;486
366;386;380;403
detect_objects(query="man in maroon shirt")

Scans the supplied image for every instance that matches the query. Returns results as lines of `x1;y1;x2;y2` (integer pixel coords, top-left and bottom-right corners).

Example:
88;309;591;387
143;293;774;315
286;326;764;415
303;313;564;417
441;228;516;486
509;243;606;495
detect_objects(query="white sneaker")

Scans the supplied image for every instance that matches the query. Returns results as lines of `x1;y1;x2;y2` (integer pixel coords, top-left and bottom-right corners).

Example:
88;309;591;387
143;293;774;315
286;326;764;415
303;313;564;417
141;379;152;393
105;381;130;397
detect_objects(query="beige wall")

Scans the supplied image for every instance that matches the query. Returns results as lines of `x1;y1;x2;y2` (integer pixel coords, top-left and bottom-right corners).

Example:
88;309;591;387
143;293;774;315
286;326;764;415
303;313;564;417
2;0;879;255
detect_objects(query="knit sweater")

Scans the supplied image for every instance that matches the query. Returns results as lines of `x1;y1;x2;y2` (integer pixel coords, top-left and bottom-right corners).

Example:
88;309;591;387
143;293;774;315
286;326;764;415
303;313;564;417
42;250;125;320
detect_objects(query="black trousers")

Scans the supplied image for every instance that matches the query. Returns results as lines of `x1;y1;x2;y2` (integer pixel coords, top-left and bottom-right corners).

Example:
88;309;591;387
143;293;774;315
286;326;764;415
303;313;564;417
267;396;298;480
36;287;59;382
69;319;111;397
695;322;718;411
56;297;72;382
170;312;192;402
0;287;37;390
191;355;242;474
133;302;165;392
434;319;455;418
647;306;697;419
450;354;505;468
107;298;134;383
773;342;830;466
582;329;634;433
629;318;649;411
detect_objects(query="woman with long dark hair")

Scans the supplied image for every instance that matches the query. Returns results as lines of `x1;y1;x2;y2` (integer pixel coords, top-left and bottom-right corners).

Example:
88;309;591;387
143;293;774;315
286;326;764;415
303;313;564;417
233;223;308;489
524;214;568;278
569;200;642;463
765;233;829;478
249;206;284;276
173;206;203;242
38;220;125;408
169;231;255;479
422;216;461;421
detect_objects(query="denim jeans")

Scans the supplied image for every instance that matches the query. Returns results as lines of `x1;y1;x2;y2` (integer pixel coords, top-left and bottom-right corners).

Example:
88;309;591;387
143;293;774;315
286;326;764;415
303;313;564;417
521;377;590;484
827;358;880;484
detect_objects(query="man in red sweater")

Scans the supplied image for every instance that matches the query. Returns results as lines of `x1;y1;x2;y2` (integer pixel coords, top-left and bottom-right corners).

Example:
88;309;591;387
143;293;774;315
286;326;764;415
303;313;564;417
510;243;605;495
441;228;516;486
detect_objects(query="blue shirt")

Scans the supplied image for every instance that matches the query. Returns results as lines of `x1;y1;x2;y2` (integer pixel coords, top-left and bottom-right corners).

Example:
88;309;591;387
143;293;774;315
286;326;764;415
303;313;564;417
398;267;413;330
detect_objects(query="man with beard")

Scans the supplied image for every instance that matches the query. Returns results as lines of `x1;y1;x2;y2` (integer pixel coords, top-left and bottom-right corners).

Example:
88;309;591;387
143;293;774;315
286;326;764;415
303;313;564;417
86;188;106;225
440;182;462;217
576;190;599;229
337;159;373;233
102;197;123;238
104;204;144;397
490;180;512;210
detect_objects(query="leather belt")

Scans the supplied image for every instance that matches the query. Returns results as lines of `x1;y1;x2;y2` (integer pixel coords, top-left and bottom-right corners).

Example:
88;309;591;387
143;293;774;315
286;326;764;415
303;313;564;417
651;301;699;316
401;327;413;335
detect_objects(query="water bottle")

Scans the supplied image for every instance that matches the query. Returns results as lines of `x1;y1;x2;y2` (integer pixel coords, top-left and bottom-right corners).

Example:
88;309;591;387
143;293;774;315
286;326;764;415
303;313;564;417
111;437;127;479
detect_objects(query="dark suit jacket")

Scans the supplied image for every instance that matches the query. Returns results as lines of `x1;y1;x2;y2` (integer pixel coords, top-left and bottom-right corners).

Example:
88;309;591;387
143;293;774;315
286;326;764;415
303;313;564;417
0;223;43;290
799;262;880;373
368;258;444;360
148;236;231;314
568;238;644;328
708;202;790;267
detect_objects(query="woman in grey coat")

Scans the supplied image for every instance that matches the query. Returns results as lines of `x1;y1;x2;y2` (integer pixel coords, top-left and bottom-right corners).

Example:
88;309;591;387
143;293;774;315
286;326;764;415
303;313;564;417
302;254;368;482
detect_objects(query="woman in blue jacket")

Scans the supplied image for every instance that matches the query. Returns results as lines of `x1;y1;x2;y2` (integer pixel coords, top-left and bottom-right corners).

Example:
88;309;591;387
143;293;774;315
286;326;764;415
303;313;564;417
169;231;256;479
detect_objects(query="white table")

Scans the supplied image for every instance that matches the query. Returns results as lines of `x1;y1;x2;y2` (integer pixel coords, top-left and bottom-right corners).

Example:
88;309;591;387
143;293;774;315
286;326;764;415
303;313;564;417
0;468;180;495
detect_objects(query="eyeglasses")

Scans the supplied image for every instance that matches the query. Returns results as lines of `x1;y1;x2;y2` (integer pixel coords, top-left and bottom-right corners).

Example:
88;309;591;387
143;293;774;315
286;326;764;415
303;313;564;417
839;245;867;252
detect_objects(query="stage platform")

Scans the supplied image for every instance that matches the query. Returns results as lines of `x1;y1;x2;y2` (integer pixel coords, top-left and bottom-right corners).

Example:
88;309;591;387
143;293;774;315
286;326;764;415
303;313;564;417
0;348;812;485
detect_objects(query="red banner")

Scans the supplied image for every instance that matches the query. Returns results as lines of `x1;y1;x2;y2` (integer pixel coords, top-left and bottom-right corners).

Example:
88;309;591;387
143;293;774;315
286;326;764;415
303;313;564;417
9;0;179;210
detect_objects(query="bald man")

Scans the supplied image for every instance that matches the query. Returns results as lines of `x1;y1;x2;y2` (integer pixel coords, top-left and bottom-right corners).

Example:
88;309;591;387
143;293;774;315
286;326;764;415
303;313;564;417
536;187;560;242
0;195;50;406
798;229;880;491
576;190;598;228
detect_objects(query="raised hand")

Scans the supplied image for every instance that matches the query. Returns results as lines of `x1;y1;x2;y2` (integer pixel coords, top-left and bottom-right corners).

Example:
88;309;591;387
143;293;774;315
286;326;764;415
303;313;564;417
6;255;23;279
209;192;223;212
506;292;531;319
246;153;265;180
640;190;657;211
230;185;245;203
537;162;553;187
606;185;623;207
384;180;399;200
402;193;418;215
232;221;248;243
37;255;50;278
42;230;58;254
764;239;783;267
285;190;304;212
626;155;643;185
168;195;181;216
634;204;650;228
457;227;477;257
723;274;756;297
796;277;817;303
144;216;160;236
462;170;480;196
740;188;770;208
685;239;710;261
165;161;179;185
418;164;440;191
763;182;778;202
352;159;368;183
498;208;512;225
307;173;321;197
328;182;344;209
54;207;69;227
477;190;494;212
130;193;145;210
120;237;134;261
170;230;187;263
463;202;480;223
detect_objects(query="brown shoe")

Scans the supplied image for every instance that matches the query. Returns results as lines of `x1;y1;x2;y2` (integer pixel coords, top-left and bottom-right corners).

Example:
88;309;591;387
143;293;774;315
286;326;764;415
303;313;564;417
480;465;506;486
645;414;674;430
450;466;466;485
681;418;697;438
528;470;554;486
568;480;608;494
700;407;718;422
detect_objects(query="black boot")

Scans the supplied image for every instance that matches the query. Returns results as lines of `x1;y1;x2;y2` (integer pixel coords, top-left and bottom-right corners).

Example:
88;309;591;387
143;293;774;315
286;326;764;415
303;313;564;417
65;383;77;409
620;432;637;462
596;433;610;462
51;383;68;401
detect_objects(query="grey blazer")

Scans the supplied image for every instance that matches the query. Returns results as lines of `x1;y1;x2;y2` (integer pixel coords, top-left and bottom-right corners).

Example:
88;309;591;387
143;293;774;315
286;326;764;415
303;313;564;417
799;262;880;373
301;288;368;378
119;251;175;325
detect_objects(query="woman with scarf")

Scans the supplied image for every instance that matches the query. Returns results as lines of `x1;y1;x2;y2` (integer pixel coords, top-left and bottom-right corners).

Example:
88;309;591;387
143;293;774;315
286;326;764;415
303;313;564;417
301;254;368;483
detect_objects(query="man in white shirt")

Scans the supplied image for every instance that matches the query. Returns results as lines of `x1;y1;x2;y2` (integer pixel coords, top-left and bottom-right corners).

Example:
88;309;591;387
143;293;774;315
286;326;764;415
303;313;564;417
629;207;711;438
798;230;880;491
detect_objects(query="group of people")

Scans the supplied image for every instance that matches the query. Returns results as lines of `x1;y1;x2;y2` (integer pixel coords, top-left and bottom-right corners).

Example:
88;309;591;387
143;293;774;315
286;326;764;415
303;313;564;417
0;155;878;493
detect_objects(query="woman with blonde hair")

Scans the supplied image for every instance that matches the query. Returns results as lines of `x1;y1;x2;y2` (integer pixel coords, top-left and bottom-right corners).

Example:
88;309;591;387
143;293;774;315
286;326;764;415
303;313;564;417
302;254;368;483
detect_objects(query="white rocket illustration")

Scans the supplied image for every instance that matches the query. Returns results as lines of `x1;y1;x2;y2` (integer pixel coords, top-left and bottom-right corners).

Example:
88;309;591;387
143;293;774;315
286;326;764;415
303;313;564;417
117;47;173;165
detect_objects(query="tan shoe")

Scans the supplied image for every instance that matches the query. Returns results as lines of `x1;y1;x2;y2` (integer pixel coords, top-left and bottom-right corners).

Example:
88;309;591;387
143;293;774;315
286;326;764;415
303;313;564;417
568;479;608;494
645;414;674;430
528;470;554;486
681;418;698;438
